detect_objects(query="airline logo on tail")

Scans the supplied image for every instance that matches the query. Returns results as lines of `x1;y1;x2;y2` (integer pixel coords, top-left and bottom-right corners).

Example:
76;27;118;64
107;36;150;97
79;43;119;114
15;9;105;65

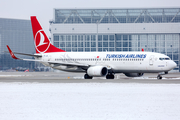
35;30;50;53
31;16;65;53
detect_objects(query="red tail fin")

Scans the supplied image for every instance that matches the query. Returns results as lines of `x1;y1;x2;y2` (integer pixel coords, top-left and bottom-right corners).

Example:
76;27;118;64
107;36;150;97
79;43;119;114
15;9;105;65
30;16;65;53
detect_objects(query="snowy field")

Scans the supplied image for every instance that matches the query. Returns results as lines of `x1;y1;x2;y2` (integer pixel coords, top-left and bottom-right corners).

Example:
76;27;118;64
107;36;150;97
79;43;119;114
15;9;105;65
0;82;180;120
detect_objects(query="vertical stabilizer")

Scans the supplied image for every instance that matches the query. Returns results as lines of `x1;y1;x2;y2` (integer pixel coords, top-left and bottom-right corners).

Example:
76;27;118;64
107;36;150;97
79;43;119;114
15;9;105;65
30;16;65;53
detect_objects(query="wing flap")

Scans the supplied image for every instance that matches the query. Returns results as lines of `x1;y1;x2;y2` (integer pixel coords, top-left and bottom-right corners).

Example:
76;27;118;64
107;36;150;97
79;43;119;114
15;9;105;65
48;61;89;67
22;59;89;67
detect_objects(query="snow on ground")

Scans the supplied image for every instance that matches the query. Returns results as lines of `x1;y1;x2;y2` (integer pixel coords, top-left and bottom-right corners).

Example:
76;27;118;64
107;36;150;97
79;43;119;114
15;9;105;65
0;83;180;120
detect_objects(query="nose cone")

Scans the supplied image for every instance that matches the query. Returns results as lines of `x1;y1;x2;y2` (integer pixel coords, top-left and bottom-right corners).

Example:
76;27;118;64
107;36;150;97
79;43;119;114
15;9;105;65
170;61;177;70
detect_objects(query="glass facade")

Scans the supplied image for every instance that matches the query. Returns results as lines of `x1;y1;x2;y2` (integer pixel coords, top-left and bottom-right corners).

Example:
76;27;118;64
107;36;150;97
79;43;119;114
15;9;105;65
54;8;180;24
51;8;180;72
0;18;35;70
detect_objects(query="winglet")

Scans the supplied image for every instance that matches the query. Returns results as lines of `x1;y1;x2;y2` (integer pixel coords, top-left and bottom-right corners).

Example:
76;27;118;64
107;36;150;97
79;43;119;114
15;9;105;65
6;45;19;59
142;48;144;52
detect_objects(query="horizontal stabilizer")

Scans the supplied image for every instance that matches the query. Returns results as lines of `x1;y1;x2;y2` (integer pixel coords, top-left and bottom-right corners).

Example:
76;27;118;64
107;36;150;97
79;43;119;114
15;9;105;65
6;45;42;60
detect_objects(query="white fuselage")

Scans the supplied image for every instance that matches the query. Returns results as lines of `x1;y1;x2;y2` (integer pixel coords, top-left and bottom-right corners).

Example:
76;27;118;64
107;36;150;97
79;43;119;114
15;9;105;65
36;51;177;73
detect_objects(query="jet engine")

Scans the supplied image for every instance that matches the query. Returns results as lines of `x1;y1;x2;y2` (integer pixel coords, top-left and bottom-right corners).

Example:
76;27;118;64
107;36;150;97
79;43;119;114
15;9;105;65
124;73;144;77
87;66;108;77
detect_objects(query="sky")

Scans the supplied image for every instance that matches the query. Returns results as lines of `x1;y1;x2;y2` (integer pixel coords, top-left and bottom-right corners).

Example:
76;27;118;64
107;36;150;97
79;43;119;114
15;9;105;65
0;0;180;36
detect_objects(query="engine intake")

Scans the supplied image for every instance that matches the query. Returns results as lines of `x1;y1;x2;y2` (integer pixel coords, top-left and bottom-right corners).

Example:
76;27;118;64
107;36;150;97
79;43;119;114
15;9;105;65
87;66;108;77
124;73;144;77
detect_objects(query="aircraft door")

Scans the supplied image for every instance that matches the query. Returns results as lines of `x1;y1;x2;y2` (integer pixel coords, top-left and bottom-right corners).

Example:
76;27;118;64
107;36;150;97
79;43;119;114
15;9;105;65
149;55;154;66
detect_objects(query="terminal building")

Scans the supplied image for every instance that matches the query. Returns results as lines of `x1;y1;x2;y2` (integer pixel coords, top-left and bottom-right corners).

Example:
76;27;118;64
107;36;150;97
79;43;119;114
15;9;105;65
0;18;35;70
50;8;180;72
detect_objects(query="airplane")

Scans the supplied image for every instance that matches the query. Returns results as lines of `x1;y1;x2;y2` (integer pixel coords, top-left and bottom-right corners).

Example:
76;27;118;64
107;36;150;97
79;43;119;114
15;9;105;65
6;16;177;79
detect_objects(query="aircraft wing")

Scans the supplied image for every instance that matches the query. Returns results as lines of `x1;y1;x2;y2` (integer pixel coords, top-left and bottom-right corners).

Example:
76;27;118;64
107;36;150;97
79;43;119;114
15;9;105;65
6;45;89;67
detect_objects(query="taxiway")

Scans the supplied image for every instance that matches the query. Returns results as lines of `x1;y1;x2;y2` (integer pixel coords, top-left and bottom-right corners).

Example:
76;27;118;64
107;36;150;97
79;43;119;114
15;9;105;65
0;72;180;83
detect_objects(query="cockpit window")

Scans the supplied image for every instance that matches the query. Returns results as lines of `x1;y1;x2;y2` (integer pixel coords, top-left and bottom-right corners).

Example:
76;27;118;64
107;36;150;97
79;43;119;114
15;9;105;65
165;58;170;60
159;58;170;60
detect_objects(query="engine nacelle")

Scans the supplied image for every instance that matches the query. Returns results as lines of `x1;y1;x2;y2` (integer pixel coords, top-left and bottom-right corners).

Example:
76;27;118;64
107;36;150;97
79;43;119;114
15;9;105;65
124;73;144;77
87;66;108;77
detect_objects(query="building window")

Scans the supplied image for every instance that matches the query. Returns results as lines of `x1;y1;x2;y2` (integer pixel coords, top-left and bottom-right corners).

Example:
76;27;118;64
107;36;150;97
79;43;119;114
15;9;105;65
103;35;108;41
103;42;108;47
98;35;102;41
54;35;59;41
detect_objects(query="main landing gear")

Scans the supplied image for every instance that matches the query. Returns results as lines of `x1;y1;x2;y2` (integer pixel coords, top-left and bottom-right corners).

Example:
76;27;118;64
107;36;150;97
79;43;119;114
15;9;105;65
157;72;168;80
84;74;93;79
106;73;115;79
84;73;115;79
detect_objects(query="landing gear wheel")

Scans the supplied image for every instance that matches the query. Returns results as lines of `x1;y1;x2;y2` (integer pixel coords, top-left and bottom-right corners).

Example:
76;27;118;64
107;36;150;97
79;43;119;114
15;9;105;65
84;74;93;79
106;74;115;79
157;75;162;80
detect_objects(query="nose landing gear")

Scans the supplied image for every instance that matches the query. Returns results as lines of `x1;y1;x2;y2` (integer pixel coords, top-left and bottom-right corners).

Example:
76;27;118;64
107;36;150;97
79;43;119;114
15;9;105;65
157;72;168;80
157;74;162;79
